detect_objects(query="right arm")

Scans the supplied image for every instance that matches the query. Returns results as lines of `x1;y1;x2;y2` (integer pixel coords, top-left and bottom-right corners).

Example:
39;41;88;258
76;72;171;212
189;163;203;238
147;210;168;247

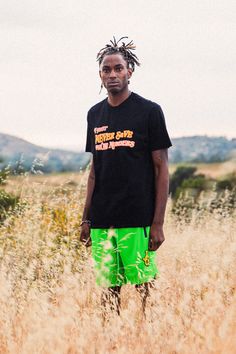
80;158;95;246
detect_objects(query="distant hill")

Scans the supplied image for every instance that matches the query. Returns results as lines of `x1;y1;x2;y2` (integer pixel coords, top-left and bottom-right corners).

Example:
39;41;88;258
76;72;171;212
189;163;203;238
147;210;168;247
0;133;236;173
170;136;236;163
0;133;90;173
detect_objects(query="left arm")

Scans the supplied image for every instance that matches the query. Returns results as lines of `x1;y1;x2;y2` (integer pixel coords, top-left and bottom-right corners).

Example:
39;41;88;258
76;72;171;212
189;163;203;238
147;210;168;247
149;149;169;251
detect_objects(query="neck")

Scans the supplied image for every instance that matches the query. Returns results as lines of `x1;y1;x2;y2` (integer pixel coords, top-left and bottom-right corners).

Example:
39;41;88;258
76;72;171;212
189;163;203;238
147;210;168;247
107;88;131;107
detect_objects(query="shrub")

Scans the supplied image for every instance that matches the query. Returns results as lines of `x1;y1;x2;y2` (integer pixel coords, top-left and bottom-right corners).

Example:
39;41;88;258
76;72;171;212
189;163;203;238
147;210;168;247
0;190;20;223
0;166;11;185
215;173;236;191
170;165;197;198
181;174;207;190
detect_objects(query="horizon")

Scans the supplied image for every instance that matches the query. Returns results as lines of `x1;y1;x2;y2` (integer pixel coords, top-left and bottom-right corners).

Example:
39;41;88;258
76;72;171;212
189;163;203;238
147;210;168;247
1;130;235;154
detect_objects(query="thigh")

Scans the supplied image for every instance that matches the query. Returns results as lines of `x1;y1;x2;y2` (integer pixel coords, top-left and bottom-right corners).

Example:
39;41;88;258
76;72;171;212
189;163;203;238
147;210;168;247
91;228;124;287
117;227;159;285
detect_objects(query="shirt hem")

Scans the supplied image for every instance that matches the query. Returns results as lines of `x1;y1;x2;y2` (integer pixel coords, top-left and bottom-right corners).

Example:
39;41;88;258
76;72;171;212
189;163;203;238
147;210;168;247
91;223;152;229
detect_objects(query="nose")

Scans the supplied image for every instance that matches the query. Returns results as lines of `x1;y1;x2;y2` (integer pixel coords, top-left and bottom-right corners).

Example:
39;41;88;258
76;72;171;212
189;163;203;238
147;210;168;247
109;69;117;79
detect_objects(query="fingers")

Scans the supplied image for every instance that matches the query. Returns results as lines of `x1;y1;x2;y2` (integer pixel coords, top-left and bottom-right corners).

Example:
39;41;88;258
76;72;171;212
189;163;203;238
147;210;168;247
148;239;158;251
148;235;157;251
81;236;92;247
148;238;154;251
79;233;86;243
80;231;92;247
148;236;164;251
85;237;92;247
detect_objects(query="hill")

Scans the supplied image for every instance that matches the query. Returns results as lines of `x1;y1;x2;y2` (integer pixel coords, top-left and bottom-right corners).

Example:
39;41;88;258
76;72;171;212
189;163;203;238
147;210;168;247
1;133;236;173
169;136;236;163
0;133;90;173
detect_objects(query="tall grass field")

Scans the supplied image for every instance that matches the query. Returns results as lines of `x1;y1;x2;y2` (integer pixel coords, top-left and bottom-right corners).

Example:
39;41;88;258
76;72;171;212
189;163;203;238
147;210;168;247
0;169;235;354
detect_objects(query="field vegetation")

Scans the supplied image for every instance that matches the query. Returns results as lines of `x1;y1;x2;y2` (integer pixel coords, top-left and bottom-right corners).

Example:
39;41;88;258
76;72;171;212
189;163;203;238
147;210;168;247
0;164;235;353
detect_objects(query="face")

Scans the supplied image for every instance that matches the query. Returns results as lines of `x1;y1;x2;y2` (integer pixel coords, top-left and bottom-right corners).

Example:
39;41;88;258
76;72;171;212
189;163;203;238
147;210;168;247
99;53;133;95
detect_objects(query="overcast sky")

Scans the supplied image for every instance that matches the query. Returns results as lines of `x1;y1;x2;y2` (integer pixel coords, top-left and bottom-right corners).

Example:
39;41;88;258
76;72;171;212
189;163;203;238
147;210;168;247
0;0;235;151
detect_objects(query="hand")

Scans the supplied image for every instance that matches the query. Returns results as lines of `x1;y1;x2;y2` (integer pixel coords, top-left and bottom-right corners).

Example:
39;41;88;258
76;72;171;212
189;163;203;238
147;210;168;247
148;223;165;251
80;223;92;247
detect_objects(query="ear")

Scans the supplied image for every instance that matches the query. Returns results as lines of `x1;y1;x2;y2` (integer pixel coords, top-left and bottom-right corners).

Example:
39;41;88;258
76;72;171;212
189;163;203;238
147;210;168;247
127;68;133;79
99;70;102;79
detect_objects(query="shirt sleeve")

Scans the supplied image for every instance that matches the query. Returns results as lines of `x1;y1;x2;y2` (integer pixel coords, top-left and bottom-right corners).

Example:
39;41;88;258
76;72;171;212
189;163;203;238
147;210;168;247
85;112;94;153
148;105;172;151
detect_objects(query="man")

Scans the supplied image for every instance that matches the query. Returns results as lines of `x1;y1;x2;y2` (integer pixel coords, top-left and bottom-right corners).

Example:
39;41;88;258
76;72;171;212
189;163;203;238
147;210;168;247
80;37;172;316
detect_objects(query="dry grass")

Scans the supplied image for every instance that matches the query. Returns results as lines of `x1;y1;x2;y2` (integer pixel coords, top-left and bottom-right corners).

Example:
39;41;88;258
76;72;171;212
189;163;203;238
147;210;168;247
0;172;235;354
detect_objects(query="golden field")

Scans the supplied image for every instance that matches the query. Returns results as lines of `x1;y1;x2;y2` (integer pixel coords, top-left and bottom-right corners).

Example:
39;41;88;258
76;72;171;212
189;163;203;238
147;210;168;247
0;169;235;354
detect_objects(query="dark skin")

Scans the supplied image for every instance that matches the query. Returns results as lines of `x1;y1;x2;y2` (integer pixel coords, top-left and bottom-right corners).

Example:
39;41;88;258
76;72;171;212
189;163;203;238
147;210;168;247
149;148;169;251
99;53;133;106
80;53;169;316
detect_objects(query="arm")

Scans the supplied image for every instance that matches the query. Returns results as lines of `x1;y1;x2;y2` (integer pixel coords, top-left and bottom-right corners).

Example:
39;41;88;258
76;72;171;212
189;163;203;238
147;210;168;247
80;158;95;247
149;149;169;251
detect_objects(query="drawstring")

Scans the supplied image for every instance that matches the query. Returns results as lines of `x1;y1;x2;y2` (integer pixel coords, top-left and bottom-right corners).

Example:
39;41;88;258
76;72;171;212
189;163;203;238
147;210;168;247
143;226;148;238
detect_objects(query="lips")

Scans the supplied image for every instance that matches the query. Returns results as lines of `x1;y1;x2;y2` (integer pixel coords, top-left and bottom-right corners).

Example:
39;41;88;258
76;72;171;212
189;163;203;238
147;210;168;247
107;81;119;87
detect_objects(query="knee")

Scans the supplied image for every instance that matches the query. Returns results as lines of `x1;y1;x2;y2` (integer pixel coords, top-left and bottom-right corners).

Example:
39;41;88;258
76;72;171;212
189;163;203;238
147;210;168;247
108;286;121;295
135;282;150;296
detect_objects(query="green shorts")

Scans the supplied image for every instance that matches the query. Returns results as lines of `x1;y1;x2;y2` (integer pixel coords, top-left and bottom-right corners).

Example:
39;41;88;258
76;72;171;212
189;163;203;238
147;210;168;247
90;226;159;287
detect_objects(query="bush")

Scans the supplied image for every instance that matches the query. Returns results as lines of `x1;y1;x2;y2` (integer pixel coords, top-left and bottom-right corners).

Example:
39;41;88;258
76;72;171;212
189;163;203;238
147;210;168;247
0;190;20;223
215;173;236;191
170;165;197;198
0;167;11;185
181;175;207;190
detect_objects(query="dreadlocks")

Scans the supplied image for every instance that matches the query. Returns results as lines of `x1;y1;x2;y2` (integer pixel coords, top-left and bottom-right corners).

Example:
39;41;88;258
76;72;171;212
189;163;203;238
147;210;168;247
97;36;140;72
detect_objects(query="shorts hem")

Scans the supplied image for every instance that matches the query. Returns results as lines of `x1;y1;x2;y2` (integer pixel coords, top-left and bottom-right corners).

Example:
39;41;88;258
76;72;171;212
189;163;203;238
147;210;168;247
96;272;159;288
125;272;159;286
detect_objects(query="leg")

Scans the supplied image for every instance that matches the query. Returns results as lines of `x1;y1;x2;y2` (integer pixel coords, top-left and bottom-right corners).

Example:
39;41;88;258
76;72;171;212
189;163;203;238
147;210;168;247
135;282;150;317
101;286;121;320
118;226;159;314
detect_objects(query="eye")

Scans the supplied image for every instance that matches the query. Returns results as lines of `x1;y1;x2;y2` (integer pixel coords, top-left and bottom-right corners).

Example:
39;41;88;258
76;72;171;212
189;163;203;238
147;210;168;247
115;67;123;72
102;68;110;73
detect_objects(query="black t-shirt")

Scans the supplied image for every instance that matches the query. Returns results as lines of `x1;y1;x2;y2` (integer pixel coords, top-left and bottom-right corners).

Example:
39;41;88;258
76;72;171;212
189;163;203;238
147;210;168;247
85;92;172;228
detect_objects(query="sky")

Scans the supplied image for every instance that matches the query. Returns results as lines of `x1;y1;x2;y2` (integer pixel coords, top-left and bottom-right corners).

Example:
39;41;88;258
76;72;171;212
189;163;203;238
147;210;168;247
0;0;235;151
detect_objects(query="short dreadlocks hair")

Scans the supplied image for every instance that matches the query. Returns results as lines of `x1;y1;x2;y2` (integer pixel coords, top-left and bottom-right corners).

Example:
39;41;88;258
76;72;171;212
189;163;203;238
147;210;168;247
97;36;140;72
